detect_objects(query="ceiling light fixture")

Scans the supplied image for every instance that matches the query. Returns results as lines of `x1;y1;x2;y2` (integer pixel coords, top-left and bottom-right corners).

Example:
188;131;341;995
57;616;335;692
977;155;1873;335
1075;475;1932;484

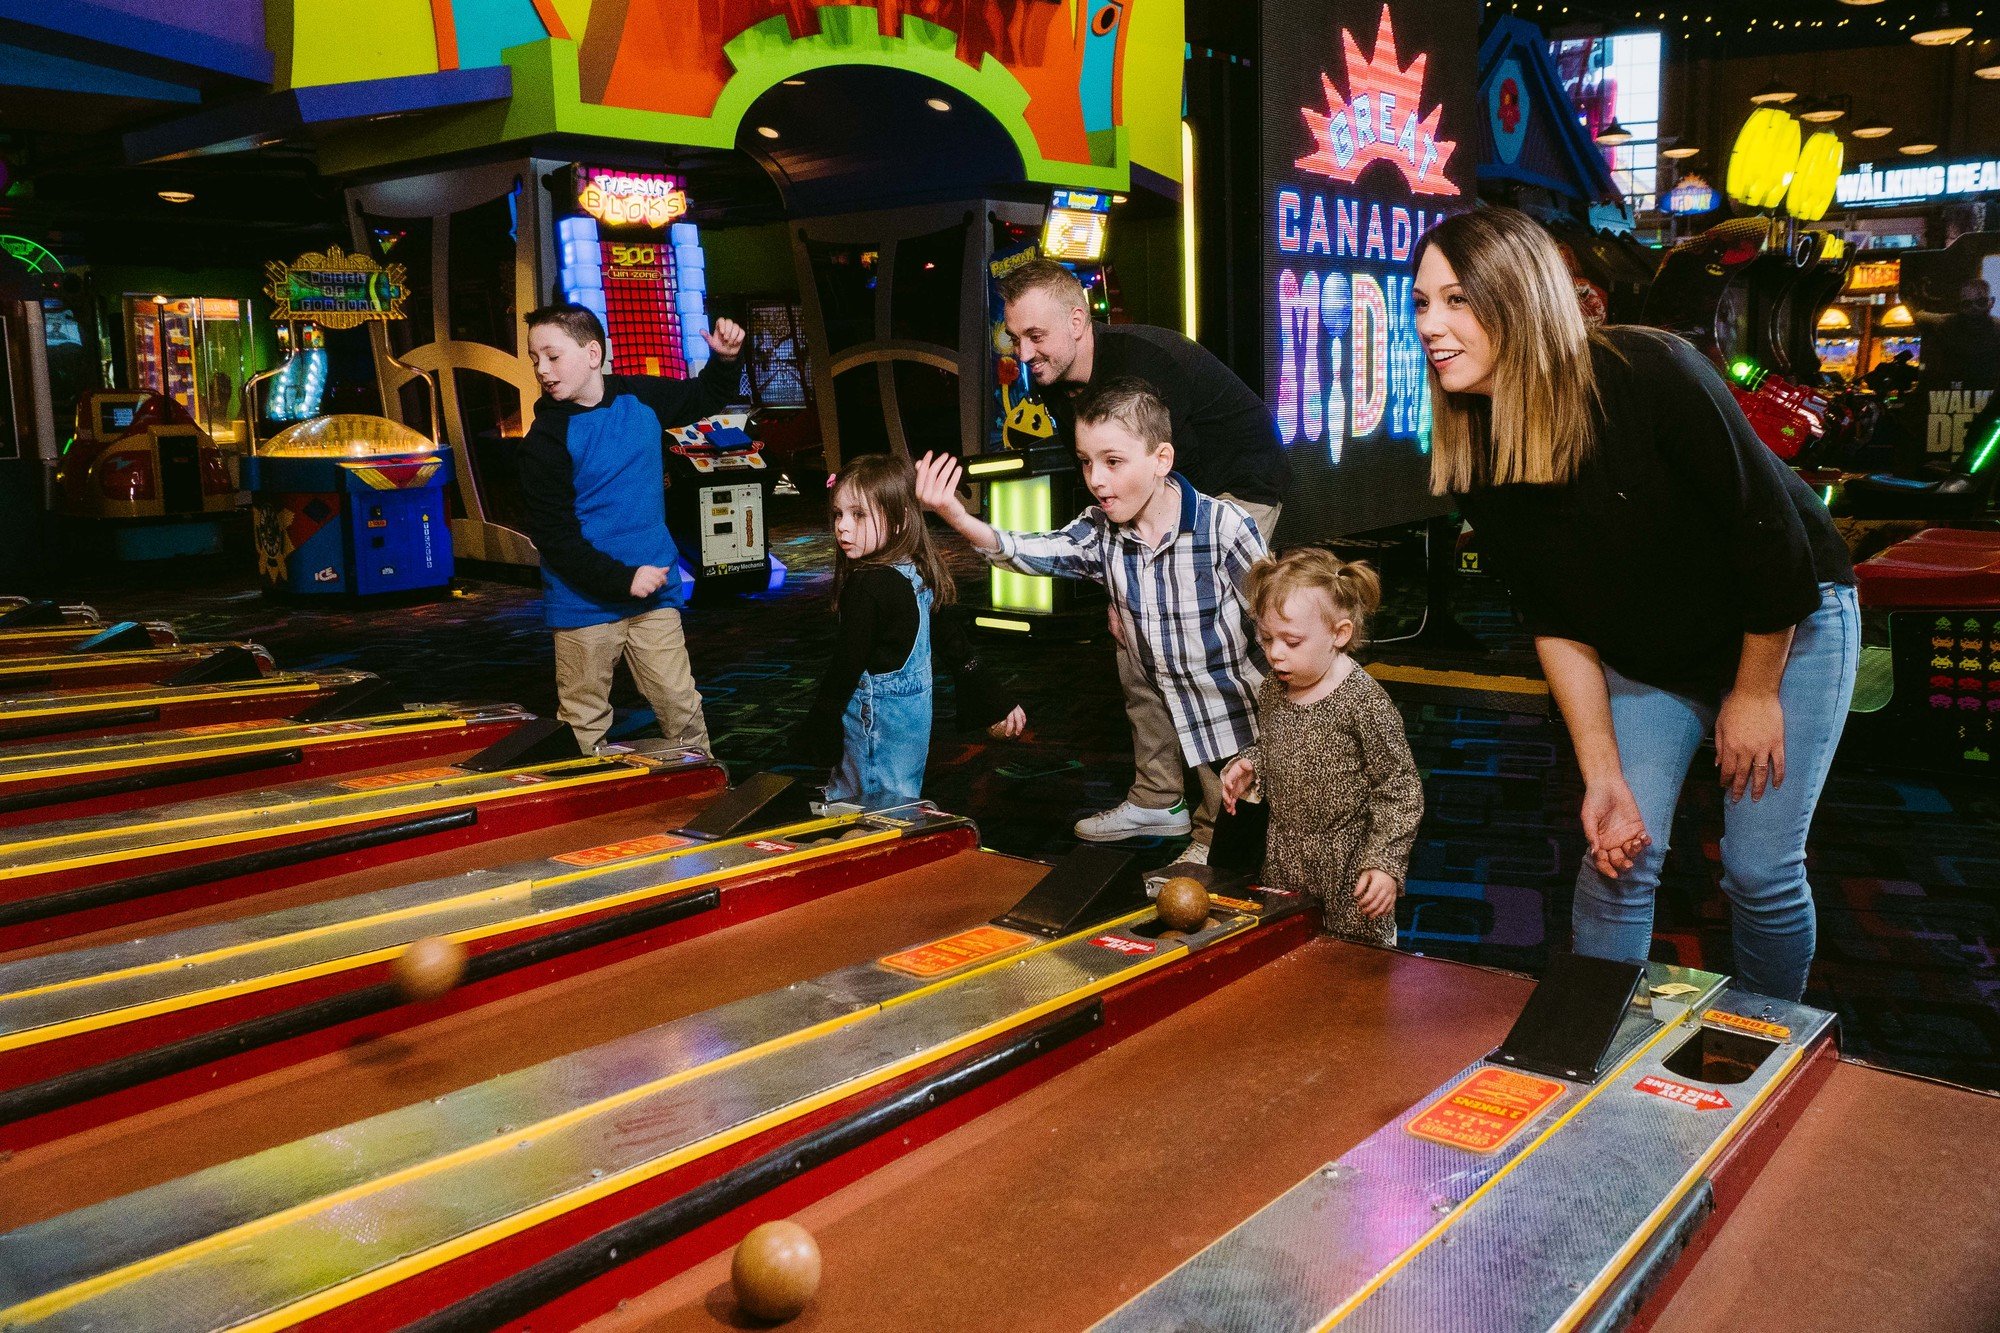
925;97;951;112
1595;118;1634;146
1750;78;1798;105
782;78;806;86
1910;3;1972;43
1661;145;1701;160
755;125;780;140
1799;97;1846;124
157;190;195;204
1850;120;1894;138
1898;141;1938;154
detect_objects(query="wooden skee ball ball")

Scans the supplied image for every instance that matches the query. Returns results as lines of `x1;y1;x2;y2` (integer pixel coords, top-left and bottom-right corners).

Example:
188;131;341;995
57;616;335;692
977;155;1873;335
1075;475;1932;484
1156;876;1211;933
391;935;468;1003
732;1219;822;1322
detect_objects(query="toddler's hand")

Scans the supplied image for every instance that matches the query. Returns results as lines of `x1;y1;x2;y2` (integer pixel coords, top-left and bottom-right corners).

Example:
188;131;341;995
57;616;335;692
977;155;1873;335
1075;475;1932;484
988;705;1027;739
702;318;746;359
1105;602;1126;647
1354;869;1398;919
1219;755;1256;814
913;452;969;521
630;564;669;598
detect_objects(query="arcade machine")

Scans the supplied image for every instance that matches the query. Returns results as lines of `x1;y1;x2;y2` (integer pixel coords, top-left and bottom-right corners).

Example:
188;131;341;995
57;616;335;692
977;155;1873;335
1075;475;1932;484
1642;219;1856;464
555;167;779;600
241;413;454;598
122;295;252;446
54;390;242;559
970;188;1121;636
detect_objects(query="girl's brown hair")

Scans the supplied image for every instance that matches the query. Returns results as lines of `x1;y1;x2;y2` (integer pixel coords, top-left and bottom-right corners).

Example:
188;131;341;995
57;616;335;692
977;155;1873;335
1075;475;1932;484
830;454;958;608
1244;547;1383;649
1413;206;1606;495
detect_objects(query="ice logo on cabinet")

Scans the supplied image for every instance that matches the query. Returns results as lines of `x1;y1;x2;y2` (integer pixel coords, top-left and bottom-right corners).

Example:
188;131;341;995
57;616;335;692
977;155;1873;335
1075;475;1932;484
1296;6;1460;197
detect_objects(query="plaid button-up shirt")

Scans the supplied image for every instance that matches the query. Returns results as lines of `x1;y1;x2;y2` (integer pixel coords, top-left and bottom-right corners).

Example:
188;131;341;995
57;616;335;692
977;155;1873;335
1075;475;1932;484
987;476;1268;767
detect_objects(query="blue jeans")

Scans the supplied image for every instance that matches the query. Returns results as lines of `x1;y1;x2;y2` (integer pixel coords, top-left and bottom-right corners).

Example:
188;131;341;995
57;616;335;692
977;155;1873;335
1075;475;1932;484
1572;583;1859;1001
825;563;934;810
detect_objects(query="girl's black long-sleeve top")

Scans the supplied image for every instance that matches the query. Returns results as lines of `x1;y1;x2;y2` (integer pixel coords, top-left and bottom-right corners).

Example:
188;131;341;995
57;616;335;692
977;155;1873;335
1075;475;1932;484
795;564;1019;766
1456;326;1854;701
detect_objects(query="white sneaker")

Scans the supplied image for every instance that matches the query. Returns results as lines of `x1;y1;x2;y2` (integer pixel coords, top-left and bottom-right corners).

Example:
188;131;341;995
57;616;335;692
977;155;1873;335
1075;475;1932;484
1073;800;1192;841
1177;841;1210;866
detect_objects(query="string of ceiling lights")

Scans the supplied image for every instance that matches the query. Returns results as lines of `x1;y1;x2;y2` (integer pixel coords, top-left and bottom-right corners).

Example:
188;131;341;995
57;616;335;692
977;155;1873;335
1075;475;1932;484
1495;0;1996;60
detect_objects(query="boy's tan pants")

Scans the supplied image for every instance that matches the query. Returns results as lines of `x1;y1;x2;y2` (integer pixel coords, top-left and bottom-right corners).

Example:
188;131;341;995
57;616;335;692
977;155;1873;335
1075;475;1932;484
1116;496;1281;846
553;606;711;753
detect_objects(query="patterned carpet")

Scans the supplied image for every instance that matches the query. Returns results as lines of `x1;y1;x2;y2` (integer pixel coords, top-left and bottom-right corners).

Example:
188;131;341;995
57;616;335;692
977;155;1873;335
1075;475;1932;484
38;495;2000;1092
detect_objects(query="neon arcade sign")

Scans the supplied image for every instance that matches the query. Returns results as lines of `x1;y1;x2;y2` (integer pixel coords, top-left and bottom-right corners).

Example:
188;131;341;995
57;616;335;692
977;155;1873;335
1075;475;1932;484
575;167;690;228
1272;6;1460;461
1836;158;2000;208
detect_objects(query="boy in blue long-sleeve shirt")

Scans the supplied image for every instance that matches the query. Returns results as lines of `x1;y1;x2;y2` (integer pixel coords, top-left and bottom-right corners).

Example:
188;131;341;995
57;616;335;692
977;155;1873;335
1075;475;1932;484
517;303;744;750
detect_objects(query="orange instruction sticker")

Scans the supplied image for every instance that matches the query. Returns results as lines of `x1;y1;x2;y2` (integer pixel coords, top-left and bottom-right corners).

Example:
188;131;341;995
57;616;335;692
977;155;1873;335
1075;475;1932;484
337;766;463;790
1209;893;1261;914
1701;1009;1791;1042
549;833;693;868
1406;1066;1567;1154
879;925;1033;979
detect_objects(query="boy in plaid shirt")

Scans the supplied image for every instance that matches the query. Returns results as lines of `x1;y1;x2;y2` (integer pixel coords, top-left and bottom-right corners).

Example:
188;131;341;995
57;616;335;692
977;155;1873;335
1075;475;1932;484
915;378;1267;858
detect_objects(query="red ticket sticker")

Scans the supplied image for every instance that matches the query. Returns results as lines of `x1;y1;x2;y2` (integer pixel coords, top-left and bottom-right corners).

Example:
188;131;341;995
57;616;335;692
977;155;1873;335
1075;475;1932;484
1406;1067;1567;1154
1701;1009;1791;1042
507;772;548;784
338;766;462;790
549;833;693;868
879;925;1034;979
746;838;796;853
297;721;369;736
1089;935;1157;956
1635;1075;1733;1112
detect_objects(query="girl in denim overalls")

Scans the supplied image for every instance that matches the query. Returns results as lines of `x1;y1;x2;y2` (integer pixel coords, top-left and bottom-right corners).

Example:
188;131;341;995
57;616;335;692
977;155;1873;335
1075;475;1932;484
798;455;1025;809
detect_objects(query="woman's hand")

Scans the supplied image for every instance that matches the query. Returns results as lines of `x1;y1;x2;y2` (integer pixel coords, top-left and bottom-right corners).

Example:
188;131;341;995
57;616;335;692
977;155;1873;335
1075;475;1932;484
1715;690;1785;802
1354;869;1398;919
988;706;1027;739
1219;754;1256;814
1581;776;1651;879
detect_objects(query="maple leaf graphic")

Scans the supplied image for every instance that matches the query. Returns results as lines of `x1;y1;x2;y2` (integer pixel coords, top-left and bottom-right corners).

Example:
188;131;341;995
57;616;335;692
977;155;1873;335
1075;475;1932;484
1296;5;1460;198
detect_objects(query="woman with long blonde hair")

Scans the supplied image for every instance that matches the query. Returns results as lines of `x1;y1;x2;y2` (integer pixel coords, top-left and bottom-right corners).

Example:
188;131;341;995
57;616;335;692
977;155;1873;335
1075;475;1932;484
1414;207;1857;1002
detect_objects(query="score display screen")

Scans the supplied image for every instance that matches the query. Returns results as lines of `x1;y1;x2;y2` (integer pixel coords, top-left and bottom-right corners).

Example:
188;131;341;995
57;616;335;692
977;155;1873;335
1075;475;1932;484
1042;188;1112;263
598;239;688;379
1262;0;1478;540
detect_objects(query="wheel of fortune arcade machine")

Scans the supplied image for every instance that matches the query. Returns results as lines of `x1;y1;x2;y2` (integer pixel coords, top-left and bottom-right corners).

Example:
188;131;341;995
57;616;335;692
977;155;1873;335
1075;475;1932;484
241;413;455;598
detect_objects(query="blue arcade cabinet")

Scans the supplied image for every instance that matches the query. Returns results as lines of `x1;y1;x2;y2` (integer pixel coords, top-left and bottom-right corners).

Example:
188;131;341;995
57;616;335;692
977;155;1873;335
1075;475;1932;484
244;414;454;596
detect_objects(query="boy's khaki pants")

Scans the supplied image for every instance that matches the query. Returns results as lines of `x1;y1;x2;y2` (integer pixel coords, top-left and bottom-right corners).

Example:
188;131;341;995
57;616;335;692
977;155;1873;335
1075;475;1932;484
1116;496;1280;846
553;607;711;753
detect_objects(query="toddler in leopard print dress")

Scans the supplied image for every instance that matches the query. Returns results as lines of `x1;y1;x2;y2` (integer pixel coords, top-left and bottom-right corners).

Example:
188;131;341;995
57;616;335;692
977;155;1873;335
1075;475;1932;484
1221;549;1424;944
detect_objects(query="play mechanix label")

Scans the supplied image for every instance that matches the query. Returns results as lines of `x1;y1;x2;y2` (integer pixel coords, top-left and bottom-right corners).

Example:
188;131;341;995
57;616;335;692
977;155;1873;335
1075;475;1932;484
1406;1066;1566;1154
878;925;1033;979
337;766;462;790
1635;1075;1733;1113
1701;1009;1792;1043
549;833;693;869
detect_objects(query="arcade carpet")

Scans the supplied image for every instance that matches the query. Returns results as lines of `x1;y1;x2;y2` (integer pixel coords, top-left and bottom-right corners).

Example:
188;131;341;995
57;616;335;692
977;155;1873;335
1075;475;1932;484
46;494;2000;1094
